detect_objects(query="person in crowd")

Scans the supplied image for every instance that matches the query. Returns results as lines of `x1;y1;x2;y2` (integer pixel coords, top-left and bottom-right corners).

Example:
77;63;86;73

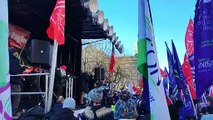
206;96;213;106
9;48;23;115
54;65;68;99
50;97;78;120
201;114;213;120
168;100;183;120
201;96;213;115
114;90;138;120
78;72;89;105
45;96;64;119
79;87;114;120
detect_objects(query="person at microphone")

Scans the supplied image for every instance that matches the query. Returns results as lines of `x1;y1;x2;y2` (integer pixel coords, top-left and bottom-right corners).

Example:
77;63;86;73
54;65;69;99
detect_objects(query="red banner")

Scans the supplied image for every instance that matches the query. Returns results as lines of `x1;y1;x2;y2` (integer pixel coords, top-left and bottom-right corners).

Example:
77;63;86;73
182;54;197;99
209;86;213;97
185;19;194;57
47;0;65;45
9;23;30;49
109;45;115;74
160;68;167;77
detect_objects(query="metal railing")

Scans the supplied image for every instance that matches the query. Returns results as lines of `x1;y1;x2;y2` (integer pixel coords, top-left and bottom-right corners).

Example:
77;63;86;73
66;76;75;98
10;73;49;113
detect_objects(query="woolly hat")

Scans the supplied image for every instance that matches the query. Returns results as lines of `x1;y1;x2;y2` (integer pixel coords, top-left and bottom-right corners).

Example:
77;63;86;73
60;65;67;71
120;90;131;101
62;98;76;109
88;88;103;103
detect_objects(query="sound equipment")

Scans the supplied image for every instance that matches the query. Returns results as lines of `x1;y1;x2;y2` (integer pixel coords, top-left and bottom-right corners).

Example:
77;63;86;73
30;39;52;65
95;67;105;81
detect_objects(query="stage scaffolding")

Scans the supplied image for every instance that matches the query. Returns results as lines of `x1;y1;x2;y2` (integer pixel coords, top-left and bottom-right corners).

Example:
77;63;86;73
10;73;74;113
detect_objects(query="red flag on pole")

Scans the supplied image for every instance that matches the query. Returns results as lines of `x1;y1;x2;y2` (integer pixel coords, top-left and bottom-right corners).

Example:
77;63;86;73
185;19;194;57
182;54;197;99
47;0;65;45
46;0;65;111
109;45;115;74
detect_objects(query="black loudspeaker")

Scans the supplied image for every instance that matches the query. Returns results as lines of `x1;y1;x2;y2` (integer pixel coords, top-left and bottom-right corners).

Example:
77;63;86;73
95;67;105;80
30;39;52;65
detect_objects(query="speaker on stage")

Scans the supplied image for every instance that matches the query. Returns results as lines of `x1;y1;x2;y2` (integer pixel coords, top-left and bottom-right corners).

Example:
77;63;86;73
95;67;105;81
30;39;52;65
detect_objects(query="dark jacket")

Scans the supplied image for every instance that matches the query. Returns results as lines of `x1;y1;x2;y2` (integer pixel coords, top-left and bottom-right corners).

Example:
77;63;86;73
45;103;63;119
79;105;115;120
168;100;183;120
50;108;78;120
9;49;22;84
18;106;45;120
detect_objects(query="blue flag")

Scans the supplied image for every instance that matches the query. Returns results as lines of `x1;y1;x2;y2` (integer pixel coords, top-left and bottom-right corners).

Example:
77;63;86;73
163;69;169;96
171;41;196;118
171;40;186;91
165;42;180;101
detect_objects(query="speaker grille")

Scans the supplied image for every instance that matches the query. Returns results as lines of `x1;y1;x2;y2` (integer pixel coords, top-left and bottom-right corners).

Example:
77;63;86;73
30;39;52;65
95;67;105;80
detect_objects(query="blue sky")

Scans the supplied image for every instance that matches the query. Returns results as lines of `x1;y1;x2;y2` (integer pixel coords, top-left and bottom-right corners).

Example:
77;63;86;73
98;0;196;68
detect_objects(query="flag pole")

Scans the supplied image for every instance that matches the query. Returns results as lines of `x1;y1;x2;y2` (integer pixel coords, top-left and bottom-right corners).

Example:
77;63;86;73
47;40;58;112
186;84;198;119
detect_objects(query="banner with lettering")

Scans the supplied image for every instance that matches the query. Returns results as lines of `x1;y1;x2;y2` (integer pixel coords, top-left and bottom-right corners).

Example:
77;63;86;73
194;0;213;99
138;0;170;119
0;0;12;119
8;23;30;49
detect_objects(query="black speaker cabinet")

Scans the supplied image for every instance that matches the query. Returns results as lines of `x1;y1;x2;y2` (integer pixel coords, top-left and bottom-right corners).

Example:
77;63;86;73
95;67;105;80
30;39;52;65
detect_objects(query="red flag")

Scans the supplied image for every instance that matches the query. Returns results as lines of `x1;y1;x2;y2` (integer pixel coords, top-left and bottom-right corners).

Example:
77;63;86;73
182;54;197;99
109;45;115;74
47;0;65;45
185;19;194;57
139;78;144;90
209;86;213;97
160;68;167;77
166;96;173;106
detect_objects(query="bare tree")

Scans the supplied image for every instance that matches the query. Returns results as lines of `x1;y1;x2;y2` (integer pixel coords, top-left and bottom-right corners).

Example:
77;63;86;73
81;39;138;89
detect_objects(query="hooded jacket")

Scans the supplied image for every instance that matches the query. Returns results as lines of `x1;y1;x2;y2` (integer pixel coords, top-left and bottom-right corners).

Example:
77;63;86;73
79;105;114;120
50;108;78;120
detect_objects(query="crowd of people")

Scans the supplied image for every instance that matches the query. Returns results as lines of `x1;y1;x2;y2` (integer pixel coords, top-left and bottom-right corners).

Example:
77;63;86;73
15;87;142;120
9;48;213;120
